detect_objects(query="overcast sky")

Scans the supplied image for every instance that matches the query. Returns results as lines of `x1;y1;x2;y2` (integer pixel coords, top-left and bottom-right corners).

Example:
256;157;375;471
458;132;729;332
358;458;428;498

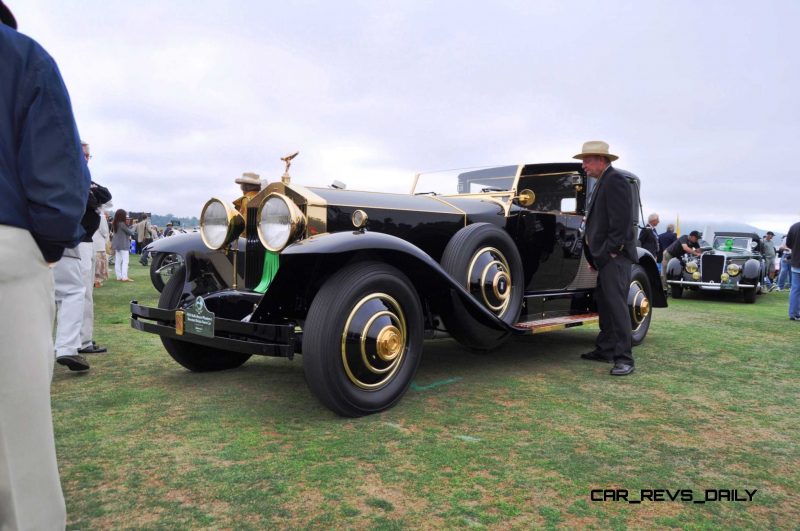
12;0;800;232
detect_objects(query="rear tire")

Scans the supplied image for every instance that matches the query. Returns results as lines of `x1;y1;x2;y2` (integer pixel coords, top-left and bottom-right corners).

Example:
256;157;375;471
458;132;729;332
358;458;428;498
159;265;252;371
303;261;423;417
439;223;523;350
629;264;653;346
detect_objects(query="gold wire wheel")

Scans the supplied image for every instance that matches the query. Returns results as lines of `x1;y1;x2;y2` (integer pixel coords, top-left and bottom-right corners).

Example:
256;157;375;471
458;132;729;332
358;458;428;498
629;279;650;331
466;247;512;316
341;293;407;390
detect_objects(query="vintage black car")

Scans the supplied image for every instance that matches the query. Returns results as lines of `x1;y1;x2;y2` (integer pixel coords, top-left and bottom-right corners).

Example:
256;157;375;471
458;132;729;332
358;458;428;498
131;157;666;416
665;232;767;303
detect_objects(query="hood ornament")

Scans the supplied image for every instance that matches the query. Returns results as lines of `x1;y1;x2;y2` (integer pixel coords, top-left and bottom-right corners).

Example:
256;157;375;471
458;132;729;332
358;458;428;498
280;151;299;184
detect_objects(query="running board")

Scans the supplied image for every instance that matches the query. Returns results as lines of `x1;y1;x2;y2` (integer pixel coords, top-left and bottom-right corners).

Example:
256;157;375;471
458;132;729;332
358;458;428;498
514;313;599;335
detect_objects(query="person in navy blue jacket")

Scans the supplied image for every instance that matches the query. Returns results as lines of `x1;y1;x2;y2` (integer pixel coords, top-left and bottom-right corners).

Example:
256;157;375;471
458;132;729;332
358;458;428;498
0;2;90;528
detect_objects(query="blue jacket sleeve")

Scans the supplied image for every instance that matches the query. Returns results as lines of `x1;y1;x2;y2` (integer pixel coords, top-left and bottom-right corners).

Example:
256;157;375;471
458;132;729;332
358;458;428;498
17;53;90;261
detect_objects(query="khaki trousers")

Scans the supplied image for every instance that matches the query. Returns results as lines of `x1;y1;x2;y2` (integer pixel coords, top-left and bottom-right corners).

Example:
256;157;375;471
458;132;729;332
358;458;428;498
0;226;66;530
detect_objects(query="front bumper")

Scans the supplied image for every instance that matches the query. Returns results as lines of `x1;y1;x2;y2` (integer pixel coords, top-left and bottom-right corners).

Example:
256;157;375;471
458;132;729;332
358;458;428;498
666;279;755;290
130;301;298;357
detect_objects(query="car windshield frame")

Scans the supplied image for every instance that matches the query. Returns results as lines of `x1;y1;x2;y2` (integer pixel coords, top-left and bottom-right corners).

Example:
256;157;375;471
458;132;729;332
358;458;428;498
411;165;523;196
712;236;753;252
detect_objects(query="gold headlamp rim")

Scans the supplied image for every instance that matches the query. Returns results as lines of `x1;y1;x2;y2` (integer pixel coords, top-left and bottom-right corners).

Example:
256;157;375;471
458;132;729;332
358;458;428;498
200;197;244;250
256;192;306;252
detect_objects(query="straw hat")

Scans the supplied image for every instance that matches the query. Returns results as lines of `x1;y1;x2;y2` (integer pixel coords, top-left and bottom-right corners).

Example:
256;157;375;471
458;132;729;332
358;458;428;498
573;140;618;162
235;172;261;185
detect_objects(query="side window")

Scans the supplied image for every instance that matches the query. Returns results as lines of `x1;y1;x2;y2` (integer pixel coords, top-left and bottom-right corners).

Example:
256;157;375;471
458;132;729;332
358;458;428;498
519;173;579;212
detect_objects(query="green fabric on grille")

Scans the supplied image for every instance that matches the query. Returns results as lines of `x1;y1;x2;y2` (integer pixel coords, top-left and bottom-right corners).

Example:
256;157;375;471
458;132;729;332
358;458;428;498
254;251;279;293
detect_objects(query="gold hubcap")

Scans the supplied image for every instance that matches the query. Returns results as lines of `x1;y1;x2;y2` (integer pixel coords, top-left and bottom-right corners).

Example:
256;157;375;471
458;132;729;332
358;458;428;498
376;325;402;361
468;247;512;317
628;280;651;330
341;293;407;390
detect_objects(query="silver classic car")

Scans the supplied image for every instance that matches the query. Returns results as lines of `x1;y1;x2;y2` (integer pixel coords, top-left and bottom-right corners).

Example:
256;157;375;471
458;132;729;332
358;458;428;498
666;232;767;303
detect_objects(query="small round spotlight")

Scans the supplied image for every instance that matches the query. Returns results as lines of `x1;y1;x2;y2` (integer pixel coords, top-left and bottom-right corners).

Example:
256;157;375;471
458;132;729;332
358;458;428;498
352;209;368;229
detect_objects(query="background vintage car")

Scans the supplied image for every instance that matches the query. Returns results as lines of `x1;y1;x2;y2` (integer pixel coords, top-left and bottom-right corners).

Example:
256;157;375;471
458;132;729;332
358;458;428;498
131;160;667;416
666;231;767;303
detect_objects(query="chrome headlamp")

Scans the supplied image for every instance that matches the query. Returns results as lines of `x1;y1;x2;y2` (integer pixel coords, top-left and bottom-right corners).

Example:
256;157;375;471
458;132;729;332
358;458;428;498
685;260;698;274
200;198;244;250
727;263;741;276
257;193;306;252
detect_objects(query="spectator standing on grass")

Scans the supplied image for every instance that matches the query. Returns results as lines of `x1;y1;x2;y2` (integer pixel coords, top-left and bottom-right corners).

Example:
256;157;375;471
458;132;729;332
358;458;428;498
658;223;677;262
786;221;800;321
75;141;110;355
0;1;88;527
776;234;792;290
638;212;660;269
762;231;777;289
93;203;111;287
575;141;637;376
112;208;135;282
135;215;156;265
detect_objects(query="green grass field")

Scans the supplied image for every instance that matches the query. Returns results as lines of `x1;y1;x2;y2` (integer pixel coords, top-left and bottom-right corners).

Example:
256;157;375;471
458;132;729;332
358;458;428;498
53;262;799;529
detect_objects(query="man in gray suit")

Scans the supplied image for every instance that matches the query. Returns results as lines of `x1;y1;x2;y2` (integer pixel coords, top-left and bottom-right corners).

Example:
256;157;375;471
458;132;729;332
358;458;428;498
576;141;637;376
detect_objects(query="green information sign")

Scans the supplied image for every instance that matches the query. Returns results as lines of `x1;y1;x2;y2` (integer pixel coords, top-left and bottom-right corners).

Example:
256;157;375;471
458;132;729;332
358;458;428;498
184;296;215;338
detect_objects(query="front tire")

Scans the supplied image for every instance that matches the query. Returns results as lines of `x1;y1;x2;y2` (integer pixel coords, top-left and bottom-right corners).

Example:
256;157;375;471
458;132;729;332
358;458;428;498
670;283;684;299
159;265;252;371
742;283;757;303
303;262;424;417
629;264;653;346
439;223;523;350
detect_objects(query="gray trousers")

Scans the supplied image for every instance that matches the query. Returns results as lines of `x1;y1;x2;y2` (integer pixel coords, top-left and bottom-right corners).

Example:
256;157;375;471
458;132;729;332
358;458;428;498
0;226;67;530
53;253;85;359
79;241;95;349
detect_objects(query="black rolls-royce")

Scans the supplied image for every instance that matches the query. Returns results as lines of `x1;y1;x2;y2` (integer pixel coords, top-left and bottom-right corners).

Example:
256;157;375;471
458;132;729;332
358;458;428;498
131;156;666;416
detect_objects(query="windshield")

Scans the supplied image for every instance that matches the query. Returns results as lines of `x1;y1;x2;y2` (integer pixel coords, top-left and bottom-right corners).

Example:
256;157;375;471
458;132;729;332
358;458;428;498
713;236;752;251
412;165;518;195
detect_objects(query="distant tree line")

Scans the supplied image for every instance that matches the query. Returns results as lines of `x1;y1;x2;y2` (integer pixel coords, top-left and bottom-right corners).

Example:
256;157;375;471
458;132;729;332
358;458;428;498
151;213;199;228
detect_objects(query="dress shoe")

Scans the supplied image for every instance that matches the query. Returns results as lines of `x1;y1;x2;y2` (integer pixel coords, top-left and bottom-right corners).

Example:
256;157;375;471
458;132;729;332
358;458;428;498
56;354;90;371
610;363;634;376
78;344;107;354
581;350;613;363
790;316;800;321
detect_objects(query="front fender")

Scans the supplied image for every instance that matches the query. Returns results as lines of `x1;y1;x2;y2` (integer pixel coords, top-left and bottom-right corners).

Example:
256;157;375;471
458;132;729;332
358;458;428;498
743;258;761;280
667;257;683;278
145;232;248;259
275;231;516;332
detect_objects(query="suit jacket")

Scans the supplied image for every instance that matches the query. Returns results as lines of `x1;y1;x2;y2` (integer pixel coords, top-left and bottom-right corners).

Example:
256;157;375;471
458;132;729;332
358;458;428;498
583;166;637;269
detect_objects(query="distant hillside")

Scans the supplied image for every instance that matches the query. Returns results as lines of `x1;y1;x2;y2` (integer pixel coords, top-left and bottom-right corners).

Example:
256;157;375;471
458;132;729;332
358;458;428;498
151;214;199;229
674;220;784;240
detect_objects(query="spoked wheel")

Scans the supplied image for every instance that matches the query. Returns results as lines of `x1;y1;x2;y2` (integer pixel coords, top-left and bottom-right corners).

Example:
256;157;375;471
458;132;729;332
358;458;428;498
150;252;184;293
159;265;252;371
439;223;523;350
629;264;653;346
303;261;423;417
